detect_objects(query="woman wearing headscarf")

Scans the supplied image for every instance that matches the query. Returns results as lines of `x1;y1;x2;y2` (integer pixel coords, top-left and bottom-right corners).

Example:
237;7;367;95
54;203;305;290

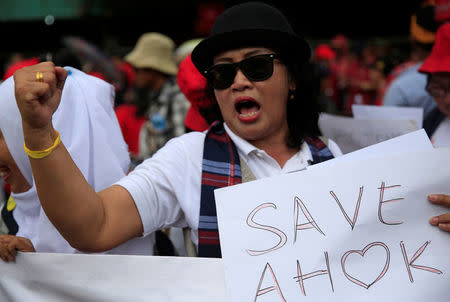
11;2;347;258
0;67;154;261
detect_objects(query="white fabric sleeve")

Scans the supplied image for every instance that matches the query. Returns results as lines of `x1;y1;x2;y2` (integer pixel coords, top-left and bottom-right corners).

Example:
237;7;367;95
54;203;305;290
114;132;204;237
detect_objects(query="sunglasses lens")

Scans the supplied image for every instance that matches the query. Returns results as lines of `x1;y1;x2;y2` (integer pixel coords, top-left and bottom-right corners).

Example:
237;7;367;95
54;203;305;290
208;64;236;90
242;56;274;81
207;54;277;90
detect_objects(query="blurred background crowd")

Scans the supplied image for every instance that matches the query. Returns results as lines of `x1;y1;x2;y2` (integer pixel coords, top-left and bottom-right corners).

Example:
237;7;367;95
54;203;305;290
0;0;446;115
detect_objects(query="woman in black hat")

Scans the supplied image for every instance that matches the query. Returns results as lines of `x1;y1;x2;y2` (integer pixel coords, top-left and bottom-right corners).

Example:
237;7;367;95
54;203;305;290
10;1;343;258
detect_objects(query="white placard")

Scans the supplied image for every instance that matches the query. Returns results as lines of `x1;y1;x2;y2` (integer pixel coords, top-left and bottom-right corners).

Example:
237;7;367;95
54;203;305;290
318;113;419;154
310;129;432;170
215;147;450;302
352;104;423;128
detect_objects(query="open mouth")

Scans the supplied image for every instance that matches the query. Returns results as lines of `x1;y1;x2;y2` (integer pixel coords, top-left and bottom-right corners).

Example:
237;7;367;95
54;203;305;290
235;99;261;118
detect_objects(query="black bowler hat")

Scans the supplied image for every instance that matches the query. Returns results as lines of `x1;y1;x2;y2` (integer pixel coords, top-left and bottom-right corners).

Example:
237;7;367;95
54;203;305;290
191;1;311;75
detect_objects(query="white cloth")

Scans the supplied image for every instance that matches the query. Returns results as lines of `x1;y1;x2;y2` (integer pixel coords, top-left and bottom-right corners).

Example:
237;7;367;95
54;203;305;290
0;67;154;255
432;117;450;148
116;123;342;248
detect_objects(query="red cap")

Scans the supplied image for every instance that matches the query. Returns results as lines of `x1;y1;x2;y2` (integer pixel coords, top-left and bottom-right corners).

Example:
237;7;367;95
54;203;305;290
419;22;450;74
177;53;212;131
314;44;336;60
3;57;40;81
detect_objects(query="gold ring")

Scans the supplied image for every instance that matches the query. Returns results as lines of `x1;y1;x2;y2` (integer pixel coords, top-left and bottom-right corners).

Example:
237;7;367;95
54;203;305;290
36;71;44;82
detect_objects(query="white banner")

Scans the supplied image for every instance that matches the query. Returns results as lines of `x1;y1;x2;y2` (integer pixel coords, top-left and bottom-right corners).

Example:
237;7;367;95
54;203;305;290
0;253;228;302
215;147;450;301
318;113;419;154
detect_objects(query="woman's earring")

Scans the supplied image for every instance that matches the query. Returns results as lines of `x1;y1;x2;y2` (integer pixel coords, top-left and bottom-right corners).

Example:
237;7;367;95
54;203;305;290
289;90;295;100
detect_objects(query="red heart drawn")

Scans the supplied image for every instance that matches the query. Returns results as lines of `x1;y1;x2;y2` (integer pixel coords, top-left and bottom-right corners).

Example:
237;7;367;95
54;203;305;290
341;241;390;289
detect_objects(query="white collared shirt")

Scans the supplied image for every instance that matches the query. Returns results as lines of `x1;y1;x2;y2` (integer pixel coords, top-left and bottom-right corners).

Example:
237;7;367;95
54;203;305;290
116;123;342;247
224;124;342;177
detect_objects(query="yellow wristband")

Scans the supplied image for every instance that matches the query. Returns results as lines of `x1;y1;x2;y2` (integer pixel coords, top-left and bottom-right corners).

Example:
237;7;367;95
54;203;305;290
6;196;16;212
23;130;61;159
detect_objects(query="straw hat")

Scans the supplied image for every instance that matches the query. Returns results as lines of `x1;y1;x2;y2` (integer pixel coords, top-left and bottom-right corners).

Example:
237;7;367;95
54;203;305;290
410;3;438;44
125;32;178;75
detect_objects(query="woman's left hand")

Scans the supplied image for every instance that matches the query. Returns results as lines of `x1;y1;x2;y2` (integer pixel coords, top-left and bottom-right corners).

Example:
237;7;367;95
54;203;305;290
428;194;450;232
0;234;35;262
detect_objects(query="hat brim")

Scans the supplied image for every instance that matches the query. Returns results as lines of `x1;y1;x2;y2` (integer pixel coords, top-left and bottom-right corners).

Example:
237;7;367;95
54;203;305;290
125;53;178;76
419;58;450;74
191;29;311;74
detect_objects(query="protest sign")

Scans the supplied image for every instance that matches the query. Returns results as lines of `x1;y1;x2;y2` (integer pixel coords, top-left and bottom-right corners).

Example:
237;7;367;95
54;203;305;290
310;129;432;170
215;147;450;302
351;104;423;128
318;113;419;153
0;253;227;302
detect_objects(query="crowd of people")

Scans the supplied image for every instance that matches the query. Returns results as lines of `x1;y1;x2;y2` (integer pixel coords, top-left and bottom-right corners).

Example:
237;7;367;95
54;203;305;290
0;0;449;268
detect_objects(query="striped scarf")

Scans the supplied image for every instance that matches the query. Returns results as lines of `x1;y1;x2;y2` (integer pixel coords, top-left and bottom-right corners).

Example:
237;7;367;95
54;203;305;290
198;122;334;257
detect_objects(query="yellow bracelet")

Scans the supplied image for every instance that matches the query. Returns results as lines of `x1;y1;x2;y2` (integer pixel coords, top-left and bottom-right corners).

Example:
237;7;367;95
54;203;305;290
23;130;61;159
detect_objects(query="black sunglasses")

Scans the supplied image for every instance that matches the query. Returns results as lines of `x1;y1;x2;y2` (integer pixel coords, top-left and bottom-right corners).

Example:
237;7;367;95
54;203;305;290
204;54;280;90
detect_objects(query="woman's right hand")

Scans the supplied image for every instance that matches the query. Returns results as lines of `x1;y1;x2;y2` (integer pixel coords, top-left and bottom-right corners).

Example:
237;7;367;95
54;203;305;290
0;234;35;262
428;194;450;232
13;62;68;148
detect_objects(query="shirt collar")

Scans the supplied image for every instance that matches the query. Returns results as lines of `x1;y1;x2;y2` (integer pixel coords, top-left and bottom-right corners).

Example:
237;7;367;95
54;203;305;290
223;123;313;165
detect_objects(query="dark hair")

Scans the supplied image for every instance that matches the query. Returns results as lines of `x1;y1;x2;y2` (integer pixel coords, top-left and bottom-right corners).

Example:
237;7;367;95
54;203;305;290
201;54;320;148
283;55;321;147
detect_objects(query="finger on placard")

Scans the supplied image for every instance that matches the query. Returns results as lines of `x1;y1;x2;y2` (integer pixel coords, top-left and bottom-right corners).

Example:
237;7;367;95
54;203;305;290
7;241;18;261
0;241;10;262
6;245;16;262
437;223;450;232
428;194;450;208
16;237;35;253
429;213;450;226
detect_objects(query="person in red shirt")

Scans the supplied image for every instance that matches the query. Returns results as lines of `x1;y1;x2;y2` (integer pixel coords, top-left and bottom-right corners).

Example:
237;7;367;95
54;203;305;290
177;53;212;132
114;105;147;159
329;34;359;113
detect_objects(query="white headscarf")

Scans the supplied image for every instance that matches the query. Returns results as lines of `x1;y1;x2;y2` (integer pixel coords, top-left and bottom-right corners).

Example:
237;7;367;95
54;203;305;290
0;67;154;255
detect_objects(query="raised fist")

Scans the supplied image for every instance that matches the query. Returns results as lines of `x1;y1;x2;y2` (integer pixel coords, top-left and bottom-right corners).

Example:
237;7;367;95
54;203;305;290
13;62;68;131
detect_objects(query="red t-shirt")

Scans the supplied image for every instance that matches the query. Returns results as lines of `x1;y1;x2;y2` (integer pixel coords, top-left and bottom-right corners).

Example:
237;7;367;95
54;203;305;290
114;104;147;156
